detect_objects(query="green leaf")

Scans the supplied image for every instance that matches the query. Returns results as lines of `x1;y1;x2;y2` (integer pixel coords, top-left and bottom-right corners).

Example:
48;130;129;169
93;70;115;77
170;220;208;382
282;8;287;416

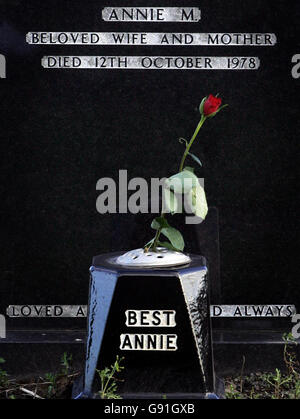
188;152;202;167
162;188;179;214
150;218;184;251
160;226;184;251
158;241;181;252
165;170;199;194
151;216;169;230
199;96;207;115
186;183;208;220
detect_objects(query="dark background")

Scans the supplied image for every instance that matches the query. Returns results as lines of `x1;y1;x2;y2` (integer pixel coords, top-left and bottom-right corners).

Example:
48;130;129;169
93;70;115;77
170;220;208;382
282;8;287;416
0;0;299;319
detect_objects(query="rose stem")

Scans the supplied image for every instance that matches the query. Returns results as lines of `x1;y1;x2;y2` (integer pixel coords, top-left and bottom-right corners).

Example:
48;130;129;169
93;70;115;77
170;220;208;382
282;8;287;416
179;114;206;172
150;115;206;251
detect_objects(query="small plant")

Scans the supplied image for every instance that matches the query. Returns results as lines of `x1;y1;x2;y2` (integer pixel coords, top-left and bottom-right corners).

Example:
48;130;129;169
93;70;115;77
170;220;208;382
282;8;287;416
225;355;245;399
44;352;74;398
282;332;300;398
97;355;124;399
249;387;260;399
60;352;73;376
263;368;293;399
282;332;299;376
294;380;300;399
44;372;57;398
45;352;73;398
225;383;244;399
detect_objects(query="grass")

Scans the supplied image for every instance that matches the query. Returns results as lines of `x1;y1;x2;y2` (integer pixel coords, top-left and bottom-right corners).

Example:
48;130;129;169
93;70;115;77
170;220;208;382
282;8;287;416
0;352;79;399
225;333;300;399
0;353;125;399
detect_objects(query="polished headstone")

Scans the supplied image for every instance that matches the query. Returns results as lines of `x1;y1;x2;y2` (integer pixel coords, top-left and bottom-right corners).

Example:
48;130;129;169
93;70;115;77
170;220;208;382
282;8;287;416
77;251;217;398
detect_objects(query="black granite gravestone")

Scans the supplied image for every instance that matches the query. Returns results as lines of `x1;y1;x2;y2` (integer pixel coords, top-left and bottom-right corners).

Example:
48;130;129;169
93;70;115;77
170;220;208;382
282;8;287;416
1;0;299;340
74;251;219;399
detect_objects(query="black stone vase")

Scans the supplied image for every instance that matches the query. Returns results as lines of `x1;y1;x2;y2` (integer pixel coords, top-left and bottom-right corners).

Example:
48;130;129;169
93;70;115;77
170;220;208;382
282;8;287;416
73;250;220;399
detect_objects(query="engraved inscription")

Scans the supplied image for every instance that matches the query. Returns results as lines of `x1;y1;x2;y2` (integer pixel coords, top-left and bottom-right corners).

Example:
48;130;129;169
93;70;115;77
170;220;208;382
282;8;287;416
120;333;178;351
102;7;201;22
41;56;260;70
27;32;276;46
125;309;176;327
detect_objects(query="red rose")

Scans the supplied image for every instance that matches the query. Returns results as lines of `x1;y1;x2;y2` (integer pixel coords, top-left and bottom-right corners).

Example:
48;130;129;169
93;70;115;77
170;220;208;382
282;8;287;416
203;94;222;116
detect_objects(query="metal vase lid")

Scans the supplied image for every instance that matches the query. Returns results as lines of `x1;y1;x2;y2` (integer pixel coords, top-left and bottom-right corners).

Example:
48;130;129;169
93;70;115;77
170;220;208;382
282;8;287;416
116;247;191;268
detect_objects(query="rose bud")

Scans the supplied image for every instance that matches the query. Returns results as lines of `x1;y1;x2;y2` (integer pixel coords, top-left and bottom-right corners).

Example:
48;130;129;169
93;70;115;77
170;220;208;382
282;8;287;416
199;94;227;118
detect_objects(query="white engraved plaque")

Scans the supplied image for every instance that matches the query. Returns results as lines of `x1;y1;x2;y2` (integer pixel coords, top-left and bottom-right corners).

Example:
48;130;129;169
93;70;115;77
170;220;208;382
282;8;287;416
102;7;201;22
120;334;178;351
125;309;176;327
